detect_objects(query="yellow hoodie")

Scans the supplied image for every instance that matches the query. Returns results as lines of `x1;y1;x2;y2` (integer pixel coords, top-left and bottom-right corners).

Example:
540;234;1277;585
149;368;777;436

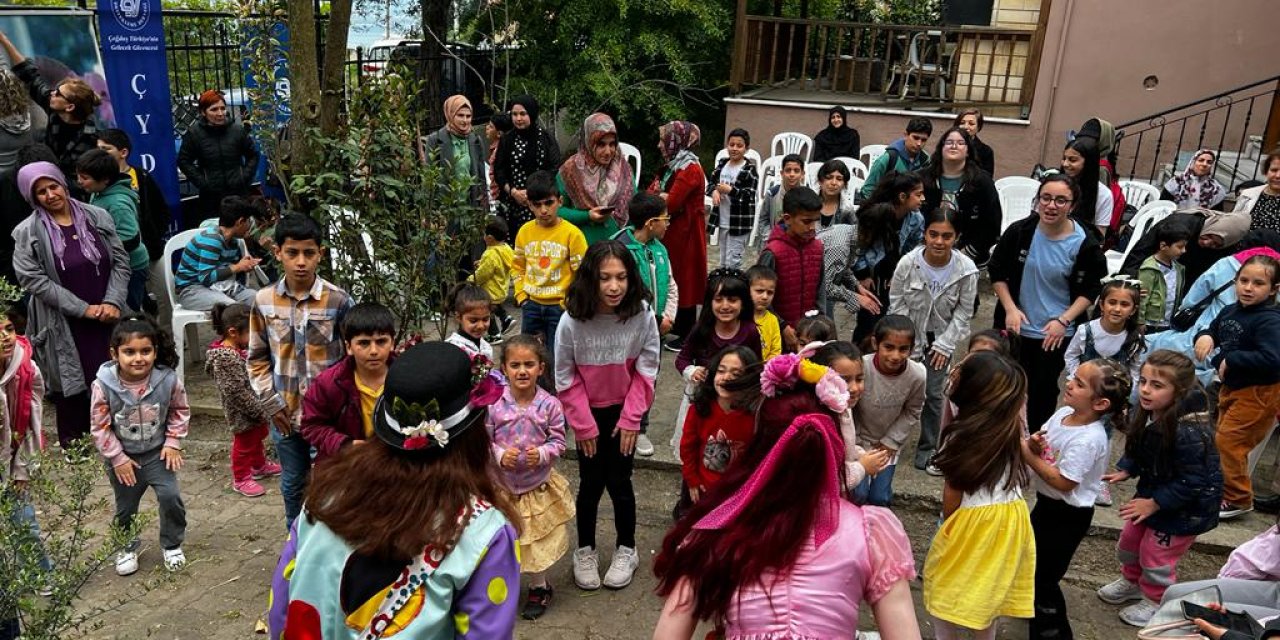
472;242;514;304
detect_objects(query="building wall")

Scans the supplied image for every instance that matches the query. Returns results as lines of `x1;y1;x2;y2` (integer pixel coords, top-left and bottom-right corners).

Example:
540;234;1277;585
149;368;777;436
726;0;1279;178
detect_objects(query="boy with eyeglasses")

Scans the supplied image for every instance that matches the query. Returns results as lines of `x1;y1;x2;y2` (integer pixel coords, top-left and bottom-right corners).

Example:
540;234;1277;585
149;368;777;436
512;170;587;374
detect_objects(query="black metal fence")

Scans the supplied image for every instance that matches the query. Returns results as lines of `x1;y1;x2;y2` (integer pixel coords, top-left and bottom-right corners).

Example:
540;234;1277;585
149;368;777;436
1115;76;1279;191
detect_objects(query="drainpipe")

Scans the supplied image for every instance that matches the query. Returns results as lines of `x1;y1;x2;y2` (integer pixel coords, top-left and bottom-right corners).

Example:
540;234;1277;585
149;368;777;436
1037;0;1076;163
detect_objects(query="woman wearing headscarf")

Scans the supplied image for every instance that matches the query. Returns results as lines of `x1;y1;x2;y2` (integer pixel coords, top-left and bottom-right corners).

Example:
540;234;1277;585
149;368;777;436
1121;209;1253;286
493;95;561;232
812;106;861;164
649;121;706;348
557;113;634;245
11;161;130;452
1161;149;1227;210
177;89;260;230
424;94;488;210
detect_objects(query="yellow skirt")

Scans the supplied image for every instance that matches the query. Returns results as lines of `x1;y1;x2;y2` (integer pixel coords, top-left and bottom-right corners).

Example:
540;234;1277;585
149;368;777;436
923;499;1035;629
511;468;576;574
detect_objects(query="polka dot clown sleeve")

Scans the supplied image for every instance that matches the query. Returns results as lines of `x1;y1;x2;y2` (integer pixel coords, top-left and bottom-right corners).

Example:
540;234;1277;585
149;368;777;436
452;523;520;638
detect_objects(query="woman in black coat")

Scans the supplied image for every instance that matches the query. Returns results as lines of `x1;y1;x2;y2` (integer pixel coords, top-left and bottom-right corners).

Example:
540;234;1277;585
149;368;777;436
492;95;561;231
177;89;259;229
920;127;1002;267
811;106;860;163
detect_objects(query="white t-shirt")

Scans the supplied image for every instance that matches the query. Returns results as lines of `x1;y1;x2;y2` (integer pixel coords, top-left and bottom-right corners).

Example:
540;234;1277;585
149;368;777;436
718;161;744;219
1094;182;1114;228
1063;319;1141;383
1034;406;1110;507
919;254;955;296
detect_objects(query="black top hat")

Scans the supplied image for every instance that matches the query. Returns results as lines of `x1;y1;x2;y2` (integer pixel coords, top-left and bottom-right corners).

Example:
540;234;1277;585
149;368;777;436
373;342;503;452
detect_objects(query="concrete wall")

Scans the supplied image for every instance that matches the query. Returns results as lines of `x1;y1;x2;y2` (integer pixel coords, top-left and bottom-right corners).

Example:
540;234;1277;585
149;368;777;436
725;0;1280;178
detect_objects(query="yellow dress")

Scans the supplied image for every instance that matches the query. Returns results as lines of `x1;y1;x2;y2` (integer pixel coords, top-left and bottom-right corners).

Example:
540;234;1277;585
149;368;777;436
511;468;575;573
924;474;1035;629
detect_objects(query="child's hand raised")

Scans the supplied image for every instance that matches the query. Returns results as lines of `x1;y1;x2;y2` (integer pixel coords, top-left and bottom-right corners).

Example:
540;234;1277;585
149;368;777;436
1101;469;1131;484
160;446;184;472
113;458;141;487
524;447;540;466
501;447;520;469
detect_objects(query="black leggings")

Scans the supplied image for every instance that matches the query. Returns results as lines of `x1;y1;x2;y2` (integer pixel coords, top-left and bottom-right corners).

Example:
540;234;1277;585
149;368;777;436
1018;336;1067;433
575;405;636;549
1030;493;1095;640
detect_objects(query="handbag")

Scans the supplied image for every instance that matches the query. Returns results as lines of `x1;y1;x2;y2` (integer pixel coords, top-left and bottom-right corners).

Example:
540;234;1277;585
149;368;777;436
1170;280;1234;332
1137;585;1223;640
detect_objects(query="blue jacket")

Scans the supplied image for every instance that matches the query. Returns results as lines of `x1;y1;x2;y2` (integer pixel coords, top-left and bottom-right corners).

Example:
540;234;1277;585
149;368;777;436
1196;300;1280;390
1116;392;1222;537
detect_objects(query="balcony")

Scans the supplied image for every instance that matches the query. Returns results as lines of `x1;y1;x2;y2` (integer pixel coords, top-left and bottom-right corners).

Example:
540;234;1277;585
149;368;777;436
729;15;1043;116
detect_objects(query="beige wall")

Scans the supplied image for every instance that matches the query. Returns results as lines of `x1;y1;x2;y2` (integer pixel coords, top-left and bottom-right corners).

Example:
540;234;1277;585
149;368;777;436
725;0;1279;178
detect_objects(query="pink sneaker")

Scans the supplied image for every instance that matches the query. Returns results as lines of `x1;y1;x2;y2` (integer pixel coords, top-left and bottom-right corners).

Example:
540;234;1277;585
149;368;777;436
233;478;266;497
252;462;283;479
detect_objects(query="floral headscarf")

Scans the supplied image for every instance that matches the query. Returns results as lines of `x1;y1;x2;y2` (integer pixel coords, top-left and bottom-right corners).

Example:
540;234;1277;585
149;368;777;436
17;161;103;271
659;120;701;172
559;113;634;226
1164;149;1225;209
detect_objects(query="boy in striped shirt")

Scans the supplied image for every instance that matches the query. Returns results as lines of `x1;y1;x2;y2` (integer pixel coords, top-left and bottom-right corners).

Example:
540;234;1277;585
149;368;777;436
173;196;261;310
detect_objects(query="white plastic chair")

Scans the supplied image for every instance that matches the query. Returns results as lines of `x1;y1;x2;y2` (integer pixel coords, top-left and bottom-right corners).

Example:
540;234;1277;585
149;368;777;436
771;132;813;165
1119;180;1161;210
997;178;1041;233
860;144;888;171
834;156;868;181
713;148;762;169
163;229;212;385
750;172;782;248
1105;200;1176;274
619;142;642;188
887;32;950;100
804;161;823;190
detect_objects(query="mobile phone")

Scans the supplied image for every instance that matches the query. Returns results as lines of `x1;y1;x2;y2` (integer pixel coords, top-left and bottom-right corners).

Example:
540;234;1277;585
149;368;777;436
597;205;616;213
1182;601;1230;627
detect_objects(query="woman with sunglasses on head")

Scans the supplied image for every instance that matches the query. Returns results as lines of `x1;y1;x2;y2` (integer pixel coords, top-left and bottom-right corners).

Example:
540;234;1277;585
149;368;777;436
0;30;102;186
989;173;1107;433
177;89;260;230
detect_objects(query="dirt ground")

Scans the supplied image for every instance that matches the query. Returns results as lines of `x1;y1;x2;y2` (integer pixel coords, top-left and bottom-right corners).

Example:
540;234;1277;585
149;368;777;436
51;416;1232;640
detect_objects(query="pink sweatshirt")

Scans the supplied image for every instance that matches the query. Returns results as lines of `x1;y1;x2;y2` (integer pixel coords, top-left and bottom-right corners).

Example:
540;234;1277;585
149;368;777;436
553;306;661;439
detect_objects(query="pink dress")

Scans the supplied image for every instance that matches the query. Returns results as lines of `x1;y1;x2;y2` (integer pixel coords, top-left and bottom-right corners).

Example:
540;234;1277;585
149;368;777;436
723;503;916;639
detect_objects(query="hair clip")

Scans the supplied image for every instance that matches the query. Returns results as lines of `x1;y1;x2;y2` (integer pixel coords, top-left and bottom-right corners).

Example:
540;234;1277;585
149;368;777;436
803;309;822;318
760;352;849;413
708;267;746;282
1100;274;1143;288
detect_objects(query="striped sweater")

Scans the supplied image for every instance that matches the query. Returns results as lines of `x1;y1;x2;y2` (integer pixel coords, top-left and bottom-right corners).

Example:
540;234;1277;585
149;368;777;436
174;226;241;290
553;304;661;439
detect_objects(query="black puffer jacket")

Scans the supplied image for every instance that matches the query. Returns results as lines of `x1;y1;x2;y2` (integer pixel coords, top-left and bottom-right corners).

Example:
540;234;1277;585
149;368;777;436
177;117;259;198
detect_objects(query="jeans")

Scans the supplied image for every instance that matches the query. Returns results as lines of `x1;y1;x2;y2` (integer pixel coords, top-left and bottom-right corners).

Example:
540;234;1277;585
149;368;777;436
915;359;949;469
716;229;748;270
7;489;52;573
1030;493;1094;639
106;448;187;550
851;462;896;506
176;281;258;312
576;405;636;549
521;301;564;373
271;426;313;530
126;268;149;312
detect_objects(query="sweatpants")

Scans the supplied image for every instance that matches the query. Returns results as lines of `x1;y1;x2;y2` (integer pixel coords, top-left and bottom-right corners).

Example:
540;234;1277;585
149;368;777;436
575;405;636;550
1217;381;1280;508
1117;520;1196;603
230;424;269;481
1017;336;1068;433
106;448;187;550
1030;494;1094;639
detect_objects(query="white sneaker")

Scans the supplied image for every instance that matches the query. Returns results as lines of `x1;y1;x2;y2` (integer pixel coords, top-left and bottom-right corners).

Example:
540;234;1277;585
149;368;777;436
1119;599;1159;627
602;545;640;589
856;632;882;640
115;551;138;576
572;546;600;590
163;547;187;572
925;464;943;477
1097;577;1143;604
636;434;655;457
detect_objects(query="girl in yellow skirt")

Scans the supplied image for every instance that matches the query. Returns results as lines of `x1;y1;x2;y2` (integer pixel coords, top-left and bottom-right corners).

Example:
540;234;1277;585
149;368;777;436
925;351;1036;639
486;335;576;620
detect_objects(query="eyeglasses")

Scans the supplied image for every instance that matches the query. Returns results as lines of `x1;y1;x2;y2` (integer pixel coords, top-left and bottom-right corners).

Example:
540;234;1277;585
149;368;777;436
1037;194;1074;208
50;87;70;101
942;140;968;148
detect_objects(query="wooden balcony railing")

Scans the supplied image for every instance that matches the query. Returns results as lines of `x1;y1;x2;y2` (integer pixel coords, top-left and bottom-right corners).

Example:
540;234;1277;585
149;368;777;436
730;16;1041;109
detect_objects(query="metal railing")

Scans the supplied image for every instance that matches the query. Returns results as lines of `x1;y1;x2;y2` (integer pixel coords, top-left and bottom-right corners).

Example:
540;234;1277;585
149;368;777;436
730;17;1038;108
1116;76;1280;191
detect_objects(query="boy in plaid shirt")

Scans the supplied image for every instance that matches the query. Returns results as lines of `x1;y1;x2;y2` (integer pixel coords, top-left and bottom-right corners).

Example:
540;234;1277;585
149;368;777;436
248;215;353;528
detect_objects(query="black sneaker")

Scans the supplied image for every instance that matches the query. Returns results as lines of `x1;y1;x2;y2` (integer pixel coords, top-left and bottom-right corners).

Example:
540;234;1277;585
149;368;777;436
521;585;553;620
663;337;684;353
1256;493;1280;515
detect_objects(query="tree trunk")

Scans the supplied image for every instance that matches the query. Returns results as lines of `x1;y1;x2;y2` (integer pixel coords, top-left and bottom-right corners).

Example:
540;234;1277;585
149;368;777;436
419;0;448;129
320;0;353;135
286;0;322;172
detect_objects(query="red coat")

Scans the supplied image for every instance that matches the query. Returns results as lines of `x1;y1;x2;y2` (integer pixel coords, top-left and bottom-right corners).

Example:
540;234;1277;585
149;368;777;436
762;225;823;326
651;164;707;308
680;401;754;491
300;356;379;461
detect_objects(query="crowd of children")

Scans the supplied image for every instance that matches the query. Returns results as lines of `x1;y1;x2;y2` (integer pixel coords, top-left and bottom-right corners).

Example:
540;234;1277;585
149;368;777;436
3;112;1280;640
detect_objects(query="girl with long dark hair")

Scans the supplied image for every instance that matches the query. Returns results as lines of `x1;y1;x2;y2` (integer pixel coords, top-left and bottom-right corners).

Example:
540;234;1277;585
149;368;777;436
920;126;1002;266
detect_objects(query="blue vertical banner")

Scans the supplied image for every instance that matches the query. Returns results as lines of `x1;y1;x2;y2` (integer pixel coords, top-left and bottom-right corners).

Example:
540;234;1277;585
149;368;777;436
242;20;291;192
95;0;182;230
